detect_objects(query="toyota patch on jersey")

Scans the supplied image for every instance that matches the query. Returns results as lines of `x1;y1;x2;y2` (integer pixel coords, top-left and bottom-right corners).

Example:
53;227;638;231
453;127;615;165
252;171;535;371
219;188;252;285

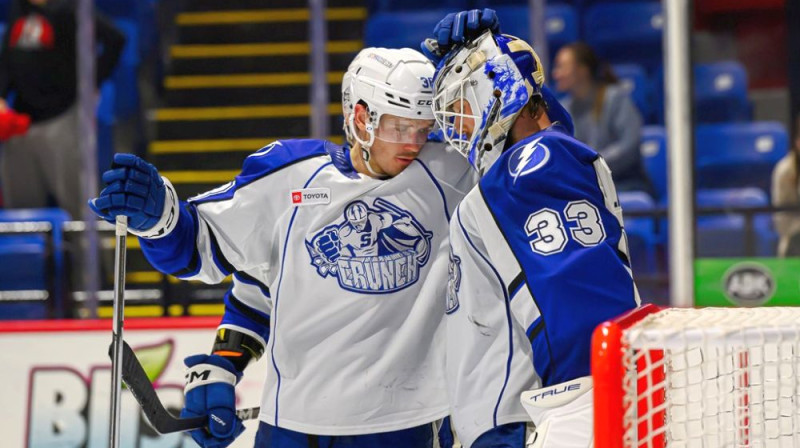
290;188;331;206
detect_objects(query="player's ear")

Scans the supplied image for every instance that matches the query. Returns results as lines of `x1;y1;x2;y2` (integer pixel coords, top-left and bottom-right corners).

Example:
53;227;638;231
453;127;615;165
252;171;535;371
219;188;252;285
354;103;369;132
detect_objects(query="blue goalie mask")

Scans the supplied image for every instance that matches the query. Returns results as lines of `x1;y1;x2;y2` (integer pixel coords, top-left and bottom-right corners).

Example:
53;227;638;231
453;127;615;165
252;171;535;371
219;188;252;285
433;31;546;174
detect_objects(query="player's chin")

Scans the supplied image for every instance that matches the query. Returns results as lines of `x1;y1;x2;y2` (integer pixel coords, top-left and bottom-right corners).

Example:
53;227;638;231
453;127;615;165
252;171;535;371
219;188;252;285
395;156;416;168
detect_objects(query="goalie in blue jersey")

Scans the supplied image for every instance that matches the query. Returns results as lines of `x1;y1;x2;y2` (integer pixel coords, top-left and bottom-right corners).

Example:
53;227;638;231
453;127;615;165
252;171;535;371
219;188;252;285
424;15;640;448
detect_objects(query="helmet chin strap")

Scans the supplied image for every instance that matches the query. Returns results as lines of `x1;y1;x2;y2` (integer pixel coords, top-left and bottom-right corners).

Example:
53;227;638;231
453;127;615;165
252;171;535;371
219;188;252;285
348;114;384;178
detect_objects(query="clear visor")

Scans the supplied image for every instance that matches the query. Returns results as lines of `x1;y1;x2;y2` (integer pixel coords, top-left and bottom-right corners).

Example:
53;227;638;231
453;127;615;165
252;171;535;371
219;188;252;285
433;77;482;156
373;115;435;145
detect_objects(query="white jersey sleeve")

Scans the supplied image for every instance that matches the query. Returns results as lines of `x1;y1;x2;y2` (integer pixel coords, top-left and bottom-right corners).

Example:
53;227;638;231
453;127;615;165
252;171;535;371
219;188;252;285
139;140;330;284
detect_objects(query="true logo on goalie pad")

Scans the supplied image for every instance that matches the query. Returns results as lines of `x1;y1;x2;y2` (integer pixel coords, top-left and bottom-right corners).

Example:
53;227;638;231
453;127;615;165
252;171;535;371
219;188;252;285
305;198;433;294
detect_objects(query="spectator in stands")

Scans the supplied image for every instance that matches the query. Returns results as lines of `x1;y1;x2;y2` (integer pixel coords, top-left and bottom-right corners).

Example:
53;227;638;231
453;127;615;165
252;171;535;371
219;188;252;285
0;0;125;219
771;114;800;257
553;42;651;193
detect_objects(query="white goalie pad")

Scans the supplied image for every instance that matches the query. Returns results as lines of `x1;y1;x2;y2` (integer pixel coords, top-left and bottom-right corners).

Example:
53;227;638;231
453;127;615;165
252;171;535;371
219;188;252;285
520;376;594;448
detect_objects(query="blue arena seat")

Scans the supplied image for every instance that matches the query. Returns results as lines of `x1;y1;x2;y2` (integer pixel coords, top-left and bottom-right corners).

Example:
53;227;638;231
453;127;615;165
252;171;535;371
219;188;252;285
0;208;71;319
695;122;788;194
612;63;649;119
365;10;448;49
652;61;754;125
111;18;141;121
695;188;775;257
639;125;667;202
694;61;751;123
583;2;663;72
368;0;468;13
619;191;658;274
492;4;578;59
95;0;138;18
97;81;116;176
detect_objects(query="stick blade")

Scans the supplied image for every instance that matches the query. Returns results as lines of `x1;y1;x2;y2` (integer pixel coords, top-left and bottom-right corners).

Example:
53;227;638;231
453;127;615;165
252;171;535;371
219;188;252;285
109;340;205;434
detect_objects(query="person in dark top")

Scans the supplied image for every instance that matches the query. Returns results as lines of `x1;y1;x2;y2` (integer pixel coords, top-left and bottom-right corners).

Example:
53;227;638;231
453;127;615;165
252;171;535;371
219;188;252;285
0;0;124;218
553;42;651;193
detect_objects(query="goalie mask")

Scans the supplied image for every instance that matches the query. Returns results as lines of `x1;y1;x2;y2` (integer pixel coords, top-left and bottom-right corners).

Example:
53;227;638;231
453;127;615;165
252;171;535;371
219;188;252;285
342;47;435;175
433;31;545;174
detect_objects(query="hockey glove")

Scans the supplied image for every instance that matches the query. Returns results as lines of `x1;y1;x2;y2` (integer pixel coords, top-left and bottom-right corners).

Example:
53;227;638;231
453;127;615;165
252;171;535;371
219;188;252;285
89;153;179;238
182;354;245;448
421;8;500;64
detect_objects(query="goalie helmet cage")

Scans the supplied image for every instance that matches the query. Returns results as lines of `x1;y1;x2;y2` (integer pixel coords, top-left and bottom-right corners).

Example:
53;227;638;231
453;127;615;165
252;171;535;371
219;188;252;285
592;304;800;447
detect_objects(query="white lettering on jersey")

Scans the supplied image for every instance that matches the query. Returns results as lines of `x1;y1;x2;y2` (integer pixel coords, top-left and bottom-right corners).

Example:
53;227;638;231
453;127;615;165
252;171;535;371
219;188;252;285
291;188;331;207
524;202;606;256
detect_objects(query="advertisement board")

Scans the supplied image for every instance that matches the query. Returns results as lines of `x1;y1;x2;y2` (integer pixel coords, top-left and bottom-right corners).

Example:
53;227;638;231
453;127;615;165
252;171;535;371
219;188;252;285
0;318;266;448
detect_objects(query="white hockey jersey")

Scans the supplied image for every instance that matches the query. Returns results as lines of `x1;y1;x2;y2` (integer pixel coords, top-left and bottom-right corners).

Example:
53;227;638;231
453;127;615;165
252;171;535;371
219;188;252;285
445;126;639;447
140;139;476;435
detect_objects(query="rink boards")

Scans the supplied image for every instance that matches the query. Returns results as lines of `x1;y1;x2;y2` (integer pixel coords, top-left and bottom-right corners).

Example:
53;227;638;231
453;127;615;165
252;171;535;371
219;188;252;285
0;317;266;448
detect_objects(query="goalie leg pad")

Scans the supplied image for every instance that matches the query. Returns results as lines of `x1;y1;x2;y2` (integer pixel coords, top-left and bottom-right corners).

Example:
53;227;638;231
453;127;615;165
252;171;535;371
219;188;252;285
520;376;594;448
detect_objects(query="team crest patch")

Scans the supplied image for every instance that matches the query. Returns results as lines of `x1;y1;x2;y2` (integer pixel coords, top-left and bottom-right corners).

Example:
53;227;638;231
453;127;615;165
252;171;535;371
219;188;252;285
306;198;433;294
508;136;550;183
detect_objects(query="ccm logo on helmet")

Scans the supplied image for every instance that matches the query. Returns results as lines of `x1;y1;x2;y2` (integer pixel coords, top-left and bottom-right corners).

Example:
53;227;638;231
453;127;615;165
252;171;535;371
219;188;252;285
290;188;332;206
417;99;433;106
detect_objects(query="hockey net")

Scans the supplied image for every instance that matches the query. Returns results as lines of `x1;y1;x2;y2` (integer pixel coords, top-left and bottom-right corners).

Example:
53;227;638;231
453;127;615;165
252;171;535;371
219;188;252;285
592;304;800;447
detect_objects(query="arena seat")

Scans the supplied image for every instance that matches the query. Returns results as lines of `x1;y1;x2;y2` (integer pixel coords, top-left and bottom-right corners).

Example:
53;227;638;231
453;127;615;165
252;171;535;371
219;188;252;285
653;61;752;124
694;61;752;123
365;10;449;49
0;208;71;319
368;0;468;13
612;63;649;120
619;190;658;274
493;4;578;60
639;125;667;202
583;2;663;72
695;121;788;194
695;188;775;257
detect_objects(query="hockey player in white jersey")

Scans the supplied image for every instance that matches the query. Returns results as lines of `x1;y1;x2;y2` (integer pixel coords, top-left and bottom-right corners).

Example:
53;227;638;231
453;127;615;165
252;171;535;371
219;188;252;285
427;24;640;448
89;47;477;447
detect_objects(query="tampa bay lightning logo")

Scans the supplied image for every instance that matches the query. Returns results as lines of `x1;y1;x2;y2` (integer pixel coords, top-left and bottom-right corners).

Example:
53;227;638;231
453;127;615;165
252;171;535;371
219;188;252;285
306;198;433;294
508;137;550;183
446;249;461;314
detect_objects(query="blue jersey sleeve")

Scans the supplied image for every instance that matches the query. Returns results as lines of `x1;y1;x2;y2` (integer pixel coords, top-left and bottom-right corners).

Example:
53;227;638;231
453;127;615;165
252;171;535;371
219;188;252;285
480;129;638;386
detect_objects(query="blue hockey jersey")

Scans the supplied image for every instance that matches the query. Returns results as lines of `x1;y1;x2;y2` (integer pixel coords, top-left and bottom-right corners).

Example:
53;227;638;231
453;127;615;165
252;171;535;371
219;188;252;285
445;124;639;447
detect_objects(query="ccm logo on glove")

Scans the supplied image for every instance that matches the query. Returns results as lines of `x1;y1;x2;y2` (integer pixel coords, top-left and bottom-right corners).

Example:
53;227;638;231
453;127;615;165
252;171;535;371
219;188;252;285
186;369;211;383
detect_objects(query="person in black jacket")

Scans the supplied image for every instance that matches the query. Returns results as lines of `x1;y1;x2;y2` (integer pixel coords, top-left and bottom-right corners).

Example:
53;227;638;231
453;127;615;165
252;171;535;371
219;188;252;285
0;0;124;218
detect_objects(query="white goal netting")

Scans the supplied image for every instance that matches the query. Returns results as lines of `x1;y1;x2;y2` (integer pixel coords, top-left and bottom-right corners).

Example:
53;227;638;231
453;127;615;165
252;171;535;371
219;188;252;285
616;307;800;448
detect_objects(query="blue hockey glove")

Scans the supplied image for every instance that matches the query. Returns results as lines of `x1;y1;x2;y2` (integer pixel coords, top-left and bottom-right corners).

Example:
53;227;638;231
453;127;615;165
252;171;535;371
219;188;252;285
421;9;500;64
89;153;178;237
181;354;245;448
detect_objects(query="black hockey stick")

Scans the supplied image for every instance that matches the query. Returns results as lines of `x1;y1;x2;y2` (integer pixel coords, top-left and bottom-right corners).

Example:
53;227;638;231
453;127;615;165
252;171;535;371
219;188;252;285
110;340;261;434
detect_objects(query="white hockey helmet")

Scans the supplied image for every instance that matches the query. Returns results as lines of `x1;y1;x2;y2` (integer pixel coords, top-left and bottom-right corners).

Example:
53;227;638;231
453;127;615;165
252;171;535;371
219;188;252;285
433;31;545;174
341;47;435;158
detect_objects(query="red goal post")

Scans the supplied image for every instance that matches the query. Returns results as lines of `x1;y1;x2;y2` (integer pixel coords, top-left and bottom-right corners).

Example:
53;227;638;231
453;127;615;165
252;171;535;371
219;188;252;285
592;304;800;447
